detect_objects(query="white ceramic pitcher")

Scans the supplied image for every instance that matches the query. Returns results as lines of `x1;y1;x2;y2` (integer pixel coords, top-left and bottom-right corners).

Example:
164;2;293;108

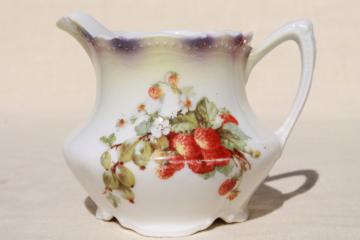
57;12;315;237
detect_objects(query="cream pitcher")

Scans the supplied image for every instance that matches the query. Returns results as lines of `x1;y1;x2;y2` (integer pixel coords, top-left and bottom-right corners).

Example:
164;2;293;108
57;12;315;237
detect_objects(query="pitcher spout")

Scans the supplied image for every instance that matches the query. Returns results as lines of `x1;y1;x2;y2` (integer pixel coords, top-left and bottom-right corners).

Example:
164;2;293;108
56;12;113;59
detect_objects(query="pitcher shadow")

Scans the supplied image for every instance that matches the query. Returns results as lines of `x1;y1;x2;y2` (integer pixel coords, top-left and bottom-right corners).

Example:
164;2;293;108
84;169;319;228
209;169;319;229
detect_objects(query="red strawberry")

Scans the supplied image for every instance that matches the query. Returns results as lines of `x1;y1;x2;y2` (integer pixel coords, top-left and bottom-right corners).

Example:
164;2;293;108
156;154;184;179
187;154;215;174
194;128;221;150
156;164;176;179
168;154;185;171
173;133;202;158
188;160;215;174
167;132;177;151
202;146;232;167
220;113;238;126
218;178;237;195
227;190;240;200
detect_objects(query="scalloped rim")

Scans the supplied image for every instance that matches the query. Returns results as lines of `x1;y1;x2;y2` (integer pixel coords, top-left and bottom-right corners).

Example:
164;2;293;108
95;206;249;237
116;209;248;237
106;30;253;43
57;12;253;52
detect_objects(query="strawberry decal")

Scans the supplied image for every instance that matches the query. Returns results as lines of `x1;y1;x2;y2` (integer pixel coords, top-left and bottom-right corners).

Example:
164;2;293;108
99;71;261;207
194;128;222;150
188;159;214;174
201;146;232;167
172;133;202;159
218;178;237;196
220;113;239;126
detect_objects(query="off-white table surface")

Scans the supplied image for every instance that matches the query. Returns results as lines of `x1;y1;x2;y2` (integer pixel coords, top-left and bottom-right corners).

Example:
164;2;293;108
1;0;359;239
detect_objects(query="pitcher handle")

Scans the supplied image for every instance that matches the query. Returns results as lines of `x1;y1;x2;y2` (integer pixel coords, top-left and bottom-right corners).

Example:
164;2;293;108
245;20;316;148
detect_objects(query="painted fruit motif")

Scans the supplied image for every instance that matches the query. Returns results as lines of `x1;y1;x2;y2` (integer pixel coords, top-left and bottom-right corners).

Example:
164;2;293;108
202;146;232;167
194;128;222;150
172;133;202;159
218;178;237;195
99;71;260;207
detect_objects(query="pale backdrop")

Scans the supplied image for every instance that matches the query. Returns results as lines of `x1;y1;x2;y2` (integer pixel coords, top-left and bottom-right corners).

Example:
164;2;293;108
0;0;359;239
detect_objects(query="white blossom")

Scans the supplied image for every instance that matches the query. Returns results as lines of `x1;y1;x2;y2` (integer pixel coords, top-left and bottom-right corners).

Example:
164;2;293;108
150;117;171;139
179;94;195;114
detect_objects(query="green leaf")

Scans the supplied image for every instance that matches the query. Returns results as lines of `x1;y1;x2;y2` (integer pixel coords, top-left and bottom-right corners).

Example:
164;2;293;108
102;171;120;190
222;123;249;140
106;192;120;208
100;137;109;145
220;132;247;152
100;151;112;170
194;97;218;128
100;133;116;146
199;170;216;180
135;120;151;136
219;123;248;152
216;160;234;176
109;133;116;145
115;165;136;188
170;112;198;133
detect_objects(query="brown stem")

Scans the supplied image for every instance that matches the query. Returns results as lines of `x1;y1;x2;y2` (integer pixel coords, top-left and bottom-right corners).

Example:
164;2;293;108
110;133;150;150
111;161;121;173
233;149;251;171
139;133;150;141
110;143;122;149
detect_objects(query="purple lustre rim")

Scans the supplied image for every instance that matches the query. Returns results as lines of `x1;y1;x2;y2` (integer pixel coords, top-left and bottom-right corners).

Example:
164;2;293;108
57;12;253;53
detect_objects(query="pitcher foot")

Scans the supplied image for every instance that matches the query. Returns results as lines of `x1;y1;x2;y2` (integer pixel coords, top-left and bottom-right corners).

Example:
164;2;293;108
221;207;249;223
95;207;114;221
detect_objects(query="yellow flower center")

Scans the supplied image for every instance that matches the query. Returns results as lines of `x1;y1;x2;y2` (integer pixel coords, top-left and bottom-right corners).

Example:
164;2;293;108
184;99;192;108
137;104;146;112
118;118;126;127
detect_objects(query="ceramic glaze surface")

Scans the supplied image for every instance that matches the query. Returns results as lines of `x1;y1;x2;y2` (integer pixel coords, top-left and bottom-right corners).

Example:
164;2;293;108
57;12;316;237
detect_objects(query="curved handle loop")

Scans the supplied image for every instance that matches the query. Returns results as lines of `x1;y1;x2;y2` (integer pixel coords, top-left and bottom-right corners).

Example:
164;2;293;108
245;20;316;148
